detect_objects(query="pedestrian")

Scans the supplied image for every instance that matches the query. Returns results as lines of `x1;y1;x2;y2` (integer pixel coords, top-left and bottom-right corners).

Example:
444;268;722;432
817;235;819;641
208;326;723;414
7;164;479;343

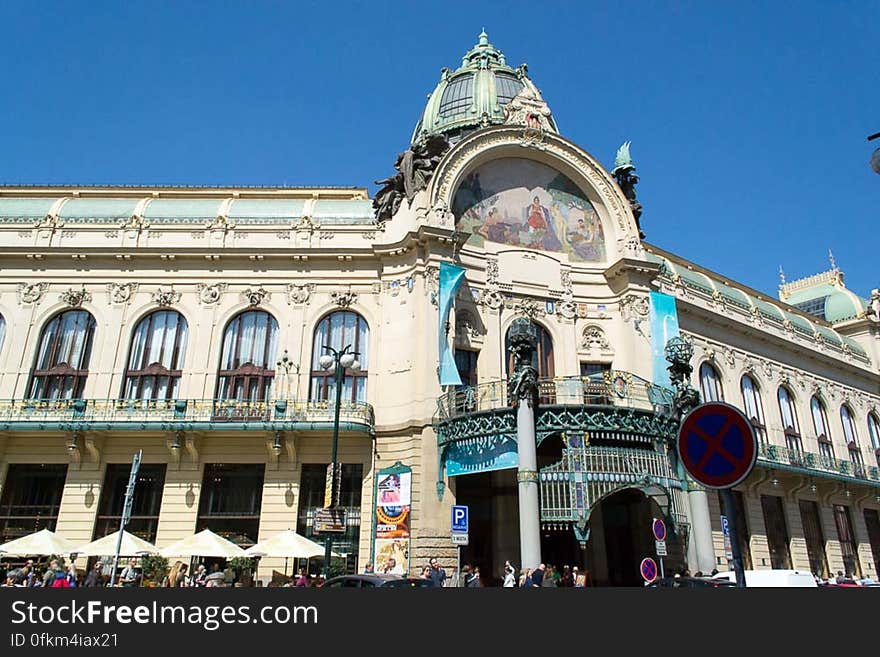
83;562;102;588
428;557;447;588
66;563;78;587
542;565;557;587
363;562;374;574
192;564;207;587
466;566;482;587
503;561;517;588
42;560;59;588
573;566;586;588
531;563;545;587
294;568;309;587
561;565;573;587
420;566;432;580
520;568;532;588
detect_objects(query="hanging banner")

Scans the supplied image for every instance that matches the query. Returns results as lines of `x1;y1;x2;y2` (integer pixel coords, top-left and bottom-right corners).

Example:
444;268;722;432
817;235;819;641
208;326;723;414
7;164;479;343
438;262;466;386
372;464;412;576
649;291;680;389
445;434;519;476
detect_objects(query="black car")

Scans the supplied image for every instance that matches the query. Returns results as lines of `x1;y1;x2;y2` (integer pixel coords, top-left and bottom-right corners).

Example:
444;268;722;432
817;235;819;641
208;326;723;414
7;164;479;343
320;574;434;588
648;576;736;588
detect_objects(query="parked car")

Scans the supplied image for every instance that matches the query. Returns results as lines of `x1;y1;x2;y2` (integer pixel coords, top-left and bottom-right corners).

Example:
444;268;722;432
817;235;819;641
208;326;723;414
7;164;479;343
648;576;735;588
320;574;434;588
711;569;817;588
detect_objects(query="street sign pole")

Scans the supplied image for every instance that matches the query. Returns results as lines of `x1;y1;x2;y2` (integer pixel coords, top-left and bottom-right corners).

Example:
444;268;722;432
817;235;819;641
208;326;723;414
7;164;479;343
110;449;142;587
720;488;746;588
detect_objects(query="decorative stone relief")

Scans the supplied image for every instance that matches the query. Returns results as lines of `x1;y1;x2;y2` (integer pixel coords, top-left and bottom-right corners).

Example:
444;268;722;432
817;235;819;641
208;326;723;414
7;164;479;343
196;282;227;305
513;297;544;320
722;346;736;368
371;282;382;295
286;283;315;305
486;259;499;287
60;287;91;308
482;290;503;311
34;215;62;230
581;325;610;351
120;215;149;231
620;294;649;322
761;360;773;379
617;236;645;259
243;286;270;307
152;287;181;307
330;290;357;308
206;215;235;231
560;269;572;296
18;282;48;305
295;216;315;231
557;299;577;320
425;266;439;306
107;282;138;304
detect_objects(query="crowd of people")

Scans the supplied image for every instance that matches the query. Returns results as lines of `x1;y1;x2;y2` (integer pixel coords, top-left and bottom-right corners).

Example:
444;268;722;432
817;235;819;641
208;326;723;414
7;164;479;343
501;561;593;588
3;558;100;588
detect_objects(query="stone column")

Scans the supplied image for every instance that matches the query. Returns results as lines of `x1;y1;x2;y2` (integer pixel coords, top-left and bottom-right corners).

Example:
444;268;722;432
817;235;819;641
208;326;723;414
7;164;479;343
507;318;542;571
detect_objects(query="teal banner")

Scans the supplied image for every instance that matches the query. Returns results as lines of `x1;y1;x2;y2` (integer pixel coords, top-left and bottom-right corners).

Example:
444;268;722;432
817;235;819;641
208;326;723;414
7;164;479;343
438;262;466;386
649;291;680;388
445;435;519;477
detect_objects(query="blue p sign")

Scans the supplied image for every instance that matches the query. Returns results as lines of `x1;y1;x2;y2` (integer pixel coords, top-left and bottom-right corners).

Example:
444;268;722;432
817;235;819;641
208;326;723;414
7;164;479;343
452;505;468;533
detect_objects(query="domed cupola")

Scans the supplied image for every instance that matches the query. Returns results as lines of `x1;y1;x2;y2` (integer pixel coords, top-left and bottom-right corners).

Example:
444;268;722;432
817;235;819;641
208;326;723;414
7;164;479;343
411;30;558;144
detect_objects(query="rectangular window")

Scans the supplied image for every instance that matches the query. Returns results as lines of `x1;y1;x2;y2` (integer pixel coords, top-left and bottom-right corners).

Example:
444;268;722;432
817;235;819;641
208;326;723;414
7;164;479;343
718;489;752;569
94;463;166;543
580;362;611;405
0;464;68;544
197;464;265;548
297;463;363;573
833;504;862;578
863;509;880;579
454;349;479;388
798;500;829;578
761;495;792;569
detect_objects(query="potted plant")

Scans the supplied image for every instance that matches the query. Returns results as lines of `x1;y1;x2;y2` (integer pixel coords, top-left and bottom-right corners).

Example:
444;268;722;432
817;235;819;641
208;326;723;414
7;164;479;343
228;557;255;587
140;555;169;587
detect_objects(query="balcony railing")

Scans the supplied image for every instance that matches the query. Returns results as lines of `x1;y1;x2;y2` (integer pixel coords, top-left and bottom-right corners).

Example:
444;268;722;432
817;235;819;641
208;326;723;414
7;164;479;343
436;372;675;421
0;398;375;433
758;442;880;484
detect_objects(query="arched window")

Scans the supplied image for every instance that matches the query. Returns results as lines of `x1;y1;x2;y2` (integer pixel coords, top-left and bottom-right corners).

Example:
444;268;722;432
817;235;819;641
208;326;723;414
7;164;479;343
504;322;555;378
699;362;723;402
310;311;369;403
840;405;865;476
28;310;97;400
777;386;802;453
810;396;834;461
868;413;880;465
740;375;767;445
122;311;188;400
216;311;279;402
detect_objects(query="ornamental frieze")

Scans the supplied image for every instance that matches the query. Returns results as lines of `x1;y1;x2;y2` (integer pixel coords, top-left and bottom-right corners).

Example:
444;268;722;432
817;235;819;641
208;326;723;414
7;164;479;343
242;286;270;307
60;287;91;308
286;283;315;305
330;290;357;308
152;287;181;307
196;282;227;305
18;282;48;305
107;282;139;304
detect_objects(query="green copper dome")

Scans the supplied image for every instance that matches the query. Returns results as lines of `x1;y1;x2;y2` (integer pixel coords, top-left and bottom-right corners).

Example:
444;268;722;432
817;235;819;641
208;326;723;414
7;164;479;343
411;30;558;144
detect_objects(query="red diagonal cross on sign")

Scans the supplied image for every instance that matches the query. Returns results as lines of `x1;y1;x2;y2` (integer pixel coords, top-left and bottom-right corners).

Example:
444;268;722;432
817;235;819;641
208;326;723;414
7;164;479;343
690;417;740;471
677;402;758;489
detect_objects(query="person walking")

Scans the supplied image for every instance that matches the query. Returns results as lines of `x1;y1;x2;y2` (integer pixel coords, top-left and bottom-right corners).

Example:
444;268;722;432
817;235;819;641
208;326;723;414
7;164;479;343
531;563;545;587
466;566;482;587
83;562;102;588
503;561;517;588
118;559;139;587
294;568;309;587
542;565;557;587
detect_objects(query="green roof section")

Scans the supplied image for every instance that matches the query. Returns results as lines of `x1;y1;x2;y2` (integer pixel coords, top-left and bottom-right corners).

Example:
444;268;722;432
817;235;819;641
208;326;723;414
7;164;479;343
716;282;752;310
815;325;842;346
753;298;785;322
228;199;307;222
143;199;222;223
785;311;814;336
312;199;374;224
842;336;867;357
59;198;139;222
0;197;58;221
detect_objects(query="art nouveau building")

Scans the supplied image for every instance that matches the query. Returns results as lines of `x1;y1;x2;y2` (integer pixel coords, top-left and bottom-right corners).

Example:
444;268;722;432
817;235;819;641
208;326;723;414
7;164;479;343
0;33;878;585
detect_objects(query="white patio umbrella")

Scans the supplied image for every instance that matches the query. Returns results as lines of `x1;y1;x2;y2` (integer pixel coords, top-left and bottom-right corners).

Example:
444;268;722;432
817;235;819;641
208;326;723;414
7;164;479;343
160;529;246;558
74;530;159;557
245;529;341;559
0;528;79;556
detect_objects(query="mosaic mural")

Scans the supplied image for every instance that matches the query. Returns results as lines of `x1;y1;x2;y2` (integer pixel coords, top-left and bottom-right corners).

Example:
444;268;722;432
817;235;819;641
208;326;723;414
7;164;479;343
453;158;605;262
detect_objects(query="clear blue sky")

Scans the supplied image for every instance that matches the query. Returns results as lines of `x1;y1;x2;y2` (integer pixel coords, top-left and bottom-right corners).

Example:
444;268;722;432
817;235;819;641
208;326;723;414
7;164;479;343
2;1;877;299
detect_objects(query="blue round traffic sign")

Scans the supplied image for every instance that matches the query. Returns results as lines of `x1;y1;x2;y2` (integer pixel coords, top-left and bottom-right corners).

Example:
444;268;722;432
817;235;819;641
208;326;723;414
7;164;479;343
677;402;757;489
652;518;667;542
640;557;658;583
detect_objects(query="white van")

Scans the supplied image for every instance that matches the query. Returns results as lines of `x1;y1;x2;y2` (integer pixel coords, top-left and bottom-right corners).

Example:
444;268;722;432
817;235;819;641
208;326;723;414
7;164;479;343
712;569;817;588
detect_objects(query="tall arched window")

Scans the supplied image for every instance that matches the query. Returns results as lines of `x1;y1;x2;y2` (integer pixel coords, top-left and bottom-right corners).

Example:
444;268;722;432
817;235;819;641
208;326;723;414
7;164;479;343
310;311;369;403
867;413;880;465
28;310;97;400
777;386;802;453
699;362;723;402
810;396;834;461
504;322;555;378
122;310;188;400
216;310;279;402
840;405;865;476
740;375;767;445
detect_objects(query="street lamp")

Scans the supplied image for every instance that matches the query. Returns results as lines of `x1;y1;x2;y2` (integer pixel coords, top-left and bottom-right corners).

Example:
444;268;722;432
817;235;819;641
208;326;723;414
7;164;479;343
319;343;361;579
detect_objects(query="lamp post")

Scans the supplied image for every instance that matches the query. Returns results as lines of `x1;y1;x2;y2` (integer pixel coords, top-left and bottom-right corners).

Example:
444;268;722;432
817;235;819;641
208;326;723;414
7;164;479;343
319;343;361;579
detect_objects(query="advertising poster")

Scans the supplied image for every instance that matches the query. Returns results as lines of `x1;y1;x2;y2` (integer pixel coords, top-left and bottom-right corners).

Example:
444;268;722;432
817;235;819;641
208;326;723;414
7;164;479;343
373;466;411;575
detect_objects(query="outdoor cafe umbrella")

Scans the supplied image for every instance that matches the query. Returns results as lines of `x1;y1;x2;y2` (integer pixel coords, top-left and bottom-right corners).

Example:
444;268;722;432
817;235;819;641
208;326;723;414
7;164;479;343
160;529;246;558
0;528;79;556
244;530;341;559
74;530;159;557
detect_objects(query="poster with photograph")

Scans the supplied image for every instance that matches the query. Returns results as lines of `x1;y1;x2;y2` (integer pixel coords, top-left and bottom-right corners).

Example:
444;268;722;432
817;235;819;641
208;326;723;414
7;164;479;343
373;464;412;574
